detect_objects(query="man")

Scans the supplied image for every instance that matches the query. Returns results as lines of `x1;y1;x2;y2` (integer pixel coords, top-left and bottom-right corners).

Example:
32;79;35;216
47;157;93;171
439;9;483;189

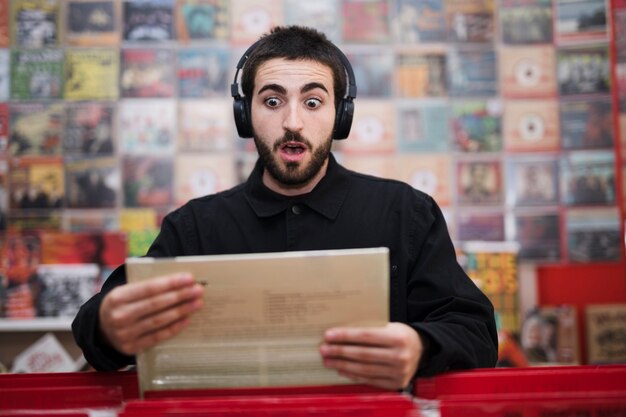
73;26;497;390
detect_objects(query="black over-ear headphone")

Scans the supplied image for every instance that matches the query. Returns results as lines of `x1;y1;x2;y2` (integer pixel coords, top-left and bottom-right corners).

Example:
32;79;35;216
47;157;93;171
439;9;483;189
230;40;357;140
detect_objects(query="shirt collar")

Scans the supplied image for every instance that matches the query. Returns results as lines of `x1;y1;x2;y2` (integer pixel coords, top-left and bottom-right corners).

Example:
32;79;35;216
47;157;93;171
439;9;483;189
244;153;351;220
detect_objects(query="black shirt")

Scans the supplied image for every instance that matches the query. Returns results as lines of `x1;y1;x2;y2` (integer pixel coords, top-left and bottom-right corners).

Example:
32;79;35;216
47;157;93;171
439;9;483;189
72;153;498;375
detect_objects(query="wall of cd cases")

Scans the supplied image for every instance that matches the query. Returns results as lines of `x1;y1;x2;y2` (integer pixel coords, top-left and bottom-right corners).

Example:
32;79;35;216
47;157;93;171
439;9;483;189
0;0;623;282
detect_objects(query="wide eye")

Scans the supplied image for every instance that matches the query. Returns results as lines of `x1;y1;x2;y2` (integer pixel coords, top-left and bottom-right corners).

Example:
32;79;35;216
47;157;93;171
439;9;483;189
304;98;321;109
265;97;281;107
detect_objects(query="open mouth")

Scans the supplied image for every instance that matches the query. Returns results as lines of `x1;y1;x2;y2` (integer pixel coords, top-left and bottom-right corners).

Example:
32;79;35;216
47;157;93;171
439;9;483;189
281;142;307;155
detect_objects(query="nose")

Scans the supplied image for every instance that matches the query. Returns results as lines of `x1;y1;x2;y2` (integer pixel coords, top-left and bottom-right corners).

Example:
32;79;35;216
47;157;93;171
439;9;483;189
282;103;304;133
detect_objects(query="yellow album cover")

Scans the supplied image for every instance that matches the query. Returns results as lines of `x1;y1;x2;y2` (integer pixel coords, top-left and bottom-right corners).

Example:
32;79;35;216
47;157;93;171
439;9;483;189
64;48;119;100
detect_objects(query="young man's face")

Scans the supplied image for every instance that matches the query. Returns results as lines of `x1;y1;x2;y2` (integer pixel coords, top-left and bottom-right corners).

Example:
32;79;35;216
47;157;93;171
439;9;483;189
251;58;336;194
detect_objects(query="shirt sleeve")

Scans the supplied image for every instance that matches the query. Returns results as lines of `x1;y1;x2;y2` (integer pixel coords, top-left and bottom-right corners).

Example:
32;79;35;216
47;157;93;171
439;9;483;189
71;209;193;371
406;195;499;377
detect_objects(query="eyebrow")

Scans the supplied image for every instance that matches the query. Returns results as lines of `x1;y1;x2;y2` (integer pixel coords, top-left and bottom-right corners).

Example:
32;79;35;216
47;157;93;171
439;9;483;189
257;82;329;96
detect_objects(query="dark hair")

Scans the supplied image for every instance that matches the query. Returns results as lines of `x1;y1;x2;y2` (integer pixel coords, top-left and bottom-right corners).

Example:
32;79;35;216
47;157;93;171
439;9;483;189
241;26;347;110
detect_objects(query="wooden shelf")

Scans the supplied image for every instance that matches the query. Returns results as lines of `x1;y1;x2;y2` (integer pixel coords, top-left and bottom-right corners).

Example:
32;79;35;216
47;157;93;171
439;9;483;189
0;318;73;332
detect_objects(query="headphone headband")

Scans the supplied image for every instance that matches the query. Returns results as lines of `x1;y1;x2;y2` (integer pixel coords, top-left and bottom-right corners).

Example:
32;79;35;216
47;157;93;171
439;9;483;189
231;39;357;139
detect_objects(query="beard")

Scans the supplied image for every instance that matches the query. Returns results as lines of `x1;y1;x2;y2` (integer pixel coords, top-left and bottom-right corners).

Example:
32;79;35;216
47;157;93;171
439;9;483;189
254;131;332;187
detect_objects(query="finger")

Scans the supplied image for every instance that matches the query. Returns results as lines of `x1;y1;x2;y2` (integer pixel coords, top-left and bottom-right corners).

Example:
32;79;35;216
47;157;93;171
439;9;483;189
119;317;192;354
319;343;397;366
324;326;399;347
117;296;203;342
116;282;204;323
323;356;397;377
108;273;196;305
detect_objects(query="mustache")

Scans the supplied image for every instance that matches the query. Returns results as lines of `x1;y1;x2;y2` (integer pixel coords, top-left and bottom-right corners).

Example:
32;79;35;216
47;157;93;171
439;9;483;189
272;131;313;151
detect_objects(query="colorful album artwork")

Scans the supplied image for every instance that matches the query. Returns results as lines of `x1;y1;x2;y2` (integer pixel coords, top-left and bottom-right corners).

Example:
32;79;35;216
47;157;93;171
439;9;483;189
9;157;64;210
122;155;173;208
176;0;229;42
503;100;560;152
339;100;396;154
395;154;452;207
555;0;608;43
561;151;615;206
121;48;175;98
499;0;552;44
397;100;450;152
118;99;176;155
457;210;505;241
178;99;232;152
177;47;229;98
392;0;446;43
63;0;121;46
65;157;119;209
10;49;64;100
174;154;237;206
284;0;339;42
506;157;559;206
342;0;390;43
451;100;502;152
64;102;116;157
520;306;579;365
445;0;495;43
448;47;497;97
346;49;394;98
566;207;621;262
230;0;281;46
64;48;119;100
11;0;59;47
513;211;561;261
557;44;610;96
123;0;175;42
9;102;64;157
396;50;447;98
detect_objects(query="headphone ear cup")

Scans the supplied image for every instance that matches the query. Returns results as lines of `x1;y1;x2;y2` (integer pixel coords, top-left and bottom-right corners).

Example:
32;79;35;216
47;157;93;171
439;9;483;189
233;97;253;138
333;99;354;140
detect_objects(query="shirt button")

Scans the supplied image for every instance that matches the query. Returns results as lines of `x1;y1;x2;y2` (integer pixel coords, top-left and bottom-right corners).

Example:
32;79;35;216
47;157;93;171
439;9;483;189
291;205;302;215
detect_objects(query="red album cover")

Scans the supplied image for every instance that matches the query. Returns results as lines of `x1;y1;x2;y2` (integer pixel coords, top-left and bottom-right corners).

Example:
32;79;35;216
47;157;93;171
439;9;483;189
0;233;41;318
40;231;127;267
0;0;8;47
342;0;390;43
0;103;8;155
121;48;176;98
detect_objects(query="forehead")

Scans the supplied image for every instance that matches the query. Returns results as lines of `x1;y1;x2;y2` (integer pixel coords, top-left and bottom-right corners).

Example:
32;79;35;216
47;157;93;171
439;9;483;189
253;58;334;93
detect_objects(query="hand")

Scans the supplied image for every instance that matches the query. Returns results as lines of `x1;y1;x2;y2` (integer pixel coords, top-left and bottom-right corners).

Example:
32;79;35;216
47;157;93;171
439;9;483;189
319;322;423;390
99;273;204;356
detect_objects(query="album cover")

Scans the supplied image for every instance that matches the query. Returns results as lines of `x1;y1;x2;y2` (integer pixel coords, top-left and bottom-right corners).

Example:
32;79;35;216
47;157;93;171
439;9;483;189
10;48;64;100
561;151;615;206
0;1;8;47
61;210;119;232
560;97;614;150
122;155;174;208
230;0;281;46
177;47;229;98
338;100;396;154
119;207;158;231
457;210;505;241
499;46;557;98
35;264;100;317
62;0;121;46
502;100;560;152
566;207;621;262
457;241;519;331
456;158;503;205
0;103;8;155
397;100;450;152
392;0;446;43
342;0;390;44
178;99;232;152
499;0;552;44
346;49;393;98
395;154;452;207
396;49;447;98
64;102;115;157
11;0;59;47
0;48;9;100
506;157;559;206
123;0;175;42
557;45;610;96
512;211;561;261
451;99;502;152
176;0;229;42
5;212;61;232
9;157;64;210
555;0;608;43
118;99;176;155
586;304;626;364
448;46;497;97
284;0;340;42
445;0;494;43
9;102;64;157
127;229;159;257
520;306;579;365
64;48;119;100
0;233;41;318
121;48;175;98
175;154;237;206
40;231;127;266
65;157;119;209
